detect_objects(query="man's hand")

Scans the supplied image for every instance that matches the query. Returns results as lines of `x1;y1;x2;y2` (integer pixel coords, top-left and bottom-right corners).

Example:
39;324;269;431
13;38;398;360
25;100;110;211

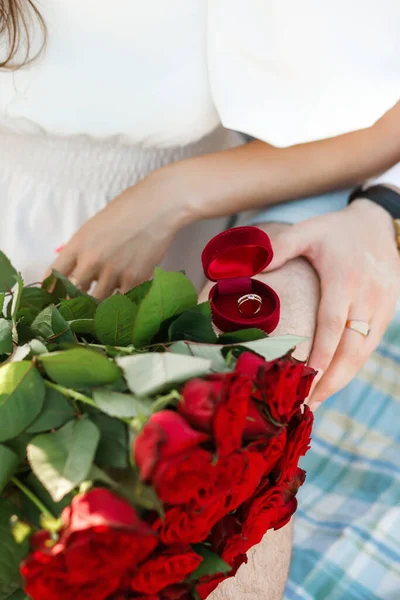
264;201;400;408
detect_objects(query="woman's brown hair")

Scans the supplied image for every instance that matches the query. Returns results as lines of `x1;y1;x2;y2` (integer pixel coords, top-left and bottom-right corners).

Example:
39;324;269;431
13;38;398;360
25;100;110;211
0;0;46;69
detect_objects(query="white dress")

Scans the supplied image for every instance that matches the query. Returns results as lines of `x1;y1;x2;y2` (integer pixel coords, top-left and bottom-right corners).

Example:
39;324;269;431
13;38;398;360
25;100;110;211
1;0;399;286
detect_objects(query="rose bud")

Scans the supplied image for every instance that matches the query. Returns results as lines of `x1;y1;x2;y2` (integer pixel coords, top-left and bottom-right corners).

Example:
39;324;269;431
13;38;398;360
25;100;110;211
134;410;209;481
178;378;224;432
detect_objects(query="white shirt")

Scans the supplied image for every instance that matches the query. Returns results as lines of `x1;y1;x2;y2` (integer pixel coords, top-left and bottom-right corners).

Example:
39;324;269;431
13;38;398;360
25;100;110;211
1;0;399;179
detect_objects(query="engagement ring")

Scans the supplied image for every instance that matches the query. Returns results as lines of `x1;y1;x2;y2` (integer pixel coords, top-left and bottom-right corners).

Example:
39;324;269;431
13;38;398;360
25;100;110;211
237;293;263;317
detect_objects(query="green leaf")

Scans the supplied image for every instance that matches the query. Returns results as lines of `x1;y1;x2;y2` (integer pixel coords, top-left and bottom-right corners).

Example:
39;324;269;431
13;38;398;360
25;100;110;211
93;389;152;419
41;272;68;300
14;324;33;346
43;270;86;300
125;280;152;305
18;287;55;312
31;305;75;343
0;500;29;598
11;340;47;363
168;341;228;372
27;416;100;502
117;352;211;396
26;388;76;434
39;348;122;388
232;335;307;361
47;306;75;343
20;474;72;525
10;275;24;334
0;294;5;315
0;362;45;442
2;589;28;600
132;268;197;347
59;296;98;321
15;308;39;327
90;414;128;469
68;319;96;336
94;295;137;346
189;546;231;580
218;328;267;343
6;434;33;462
169;302;217;344
0;446;19;494
0;320;13;355
0;252;19;294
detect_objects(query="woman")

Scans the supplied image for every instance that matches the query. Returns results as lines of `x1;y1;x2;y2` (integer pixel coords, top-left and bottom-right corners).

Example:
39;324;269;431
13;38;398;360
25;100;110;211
1;2;399;597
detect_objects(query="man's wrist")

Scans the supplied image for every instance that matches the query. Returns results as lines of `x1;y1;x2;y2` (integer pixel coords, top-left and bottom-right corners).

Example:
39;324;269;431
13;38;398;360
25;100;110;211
348;198;397;240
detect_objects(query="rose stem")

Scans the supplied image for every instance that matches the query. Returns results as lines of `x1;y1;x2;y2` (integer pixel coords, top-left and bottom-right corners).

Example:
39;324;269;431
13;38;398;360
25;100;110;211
12;477;55;519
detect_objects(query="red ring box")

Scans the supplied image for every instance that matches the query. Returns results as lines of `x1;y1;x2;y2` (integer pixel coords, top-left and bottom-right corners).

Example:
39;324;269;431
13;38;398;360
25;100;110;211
201;226;280;333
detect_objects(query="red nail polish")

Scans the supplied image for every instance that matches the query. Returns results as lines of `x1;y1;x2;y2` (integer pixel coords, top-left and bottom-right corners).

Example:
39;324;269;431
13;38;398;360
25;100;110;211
56;245;65;254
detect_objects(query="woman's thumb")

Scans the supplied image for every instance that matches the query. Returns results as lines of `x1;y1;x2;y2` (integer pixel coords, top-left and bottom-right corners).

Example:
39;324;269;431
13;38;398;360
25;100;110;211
266;223;310;271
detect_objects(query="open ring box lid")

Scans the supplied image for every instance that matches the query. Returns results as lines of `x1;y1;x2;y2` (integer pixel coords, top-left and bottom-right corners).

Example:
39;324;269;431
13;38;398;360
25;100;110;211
201;226;280;333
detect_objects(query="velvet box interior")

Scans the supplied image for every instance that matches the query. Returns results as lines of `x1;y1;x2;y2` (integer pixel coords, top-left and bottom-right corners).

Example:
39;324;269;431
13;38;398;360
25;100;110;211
201;226;280;333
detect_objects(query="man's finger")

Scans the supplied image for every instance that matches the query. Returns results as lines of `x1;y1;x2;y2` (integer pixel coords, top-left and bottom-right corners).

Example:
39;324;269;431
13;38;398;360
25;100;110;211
309;309;379;408
307;279;350;376
265;222;312;271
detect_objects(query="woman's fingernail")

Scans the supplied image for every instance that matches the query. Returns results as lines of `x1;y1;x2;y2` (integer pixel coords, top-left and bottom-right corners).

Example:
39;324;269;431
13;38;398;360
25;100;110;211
55;245;65;254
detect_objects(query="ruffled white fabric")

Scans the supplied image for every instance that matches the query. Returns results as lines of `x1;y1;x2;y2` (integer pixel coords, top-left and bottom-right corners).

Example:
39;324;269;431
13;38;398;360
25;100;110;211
0;123;241;287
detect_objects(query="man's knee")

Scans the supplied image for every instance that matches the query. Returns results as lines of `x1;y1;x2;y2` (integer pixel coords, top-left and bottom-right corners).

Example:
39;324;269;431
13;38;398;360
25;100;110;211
208;521;293;600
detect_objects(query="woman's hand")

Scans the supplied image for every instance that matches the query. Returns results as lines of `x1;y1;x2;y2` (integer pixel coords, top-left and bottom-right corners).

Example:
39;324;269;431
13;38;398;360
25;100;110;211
265;199;400;408
47;165;192;299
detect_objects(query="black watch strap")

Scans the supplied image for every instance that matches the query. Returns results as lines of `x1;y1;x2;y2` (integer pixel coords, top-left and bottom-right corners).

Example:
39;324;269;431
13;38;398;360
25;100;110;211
349;184;400;220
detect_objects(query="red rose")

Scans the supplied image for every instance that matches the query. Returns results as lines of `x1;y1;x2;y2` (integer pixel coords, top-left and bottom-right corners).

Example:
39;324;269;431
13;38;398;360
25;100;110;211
244;398;282;439
152;448;265;542
152;442;264;508
179;374;251;455
222;450;266;514
21;489;158;600
272;468;306;530
178;377;224;431
238;480;284;551
134;411;209;481
160;584;193;599
208;514;245;564
273;405;313;483
246;429;287;478
155;500;226;546
196;553;247;600
212;375;252;455
152;446;218;505
235;353;316;424
130;546;202;594
235;352;266;377
196;516;248;600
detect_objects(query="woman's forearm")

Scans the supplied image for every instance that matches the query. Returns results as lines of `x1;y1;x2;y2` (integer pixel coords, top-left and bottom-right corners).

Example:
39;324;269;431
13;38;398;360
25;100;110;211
171;103;400;222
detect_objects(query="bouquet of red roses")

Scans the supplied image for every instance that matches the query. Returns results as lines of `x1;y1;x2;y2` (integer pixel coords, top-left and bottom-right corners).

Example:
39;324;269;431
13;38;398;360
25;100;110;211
0;245;315;600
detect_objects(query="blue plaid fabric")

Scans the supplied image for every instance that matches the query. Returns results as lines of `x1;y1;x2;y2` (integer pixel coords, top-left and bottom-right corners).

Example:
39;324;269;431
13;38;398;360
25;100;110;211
285;312;400;600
